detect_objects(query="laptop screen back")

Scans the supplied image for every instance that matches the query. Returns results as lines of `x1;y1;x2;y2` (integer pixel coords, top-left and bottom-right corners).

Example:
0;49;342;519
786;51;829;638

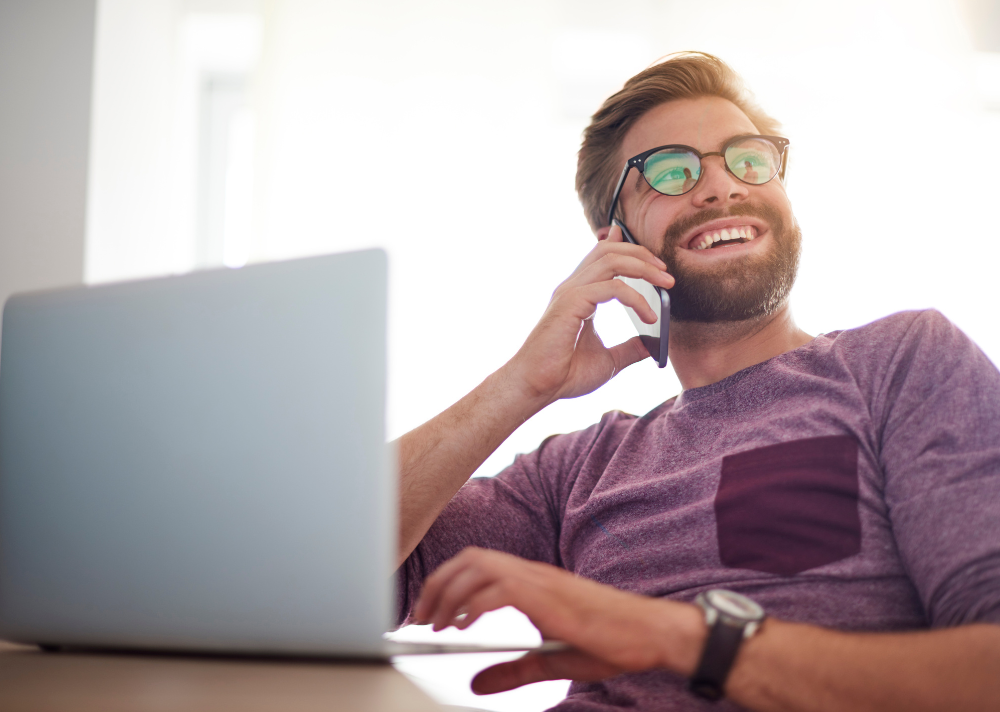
0;250;394;655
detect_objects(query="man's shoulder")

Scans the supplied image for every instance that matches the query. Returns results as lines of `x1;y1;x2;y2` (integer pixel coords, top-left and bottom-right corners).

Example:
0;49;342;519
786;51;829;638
818;309;997;400
819;309;963;366
828;308;950;345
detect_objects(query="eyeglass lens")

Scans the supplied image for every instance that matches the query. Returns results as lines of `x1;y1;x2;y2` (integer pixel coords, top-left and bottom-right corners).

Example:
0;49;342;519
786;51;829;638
642;137;782;196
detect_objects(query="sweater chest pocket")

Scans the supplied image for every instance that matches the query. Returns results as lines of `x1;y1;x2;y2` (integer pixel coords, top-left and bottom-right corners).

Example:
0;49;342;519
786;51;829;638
715;435;861;576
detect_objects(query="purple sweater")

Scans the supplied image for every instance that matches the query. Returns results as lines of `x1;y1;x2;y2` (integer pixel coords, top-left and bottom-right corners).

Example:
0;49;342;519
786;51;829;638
398;310;1000;711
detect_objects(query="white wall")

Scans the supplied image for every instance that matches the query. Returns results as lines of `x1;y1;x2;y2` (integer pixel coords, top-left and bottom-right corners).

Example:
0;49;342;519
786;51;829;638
85;0;184;283
86;0;265;283
0;0;95;346
87;0;1000;488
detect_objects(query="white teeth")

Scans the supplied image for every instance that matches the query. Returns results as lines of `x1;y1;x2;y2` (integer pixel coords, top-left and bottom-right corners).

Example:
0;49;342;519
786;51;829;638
691;226;758;250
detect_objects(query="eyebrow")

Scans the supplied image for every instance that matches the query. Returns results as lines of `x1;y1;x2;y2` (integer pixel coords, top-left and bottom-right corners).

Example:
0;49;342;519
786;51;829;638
716;133;753;150
638;133;755;163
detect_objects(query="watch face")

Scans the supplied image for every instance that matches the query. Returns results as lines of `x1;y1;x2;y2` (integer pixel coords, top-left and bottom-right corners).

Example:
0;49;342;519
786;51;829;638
706;590;764;621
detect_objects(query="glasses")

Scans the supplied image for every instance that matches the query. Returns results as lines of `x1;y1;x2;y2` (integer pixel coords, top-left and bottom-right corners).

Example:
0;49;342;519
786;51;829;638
606;135;790;227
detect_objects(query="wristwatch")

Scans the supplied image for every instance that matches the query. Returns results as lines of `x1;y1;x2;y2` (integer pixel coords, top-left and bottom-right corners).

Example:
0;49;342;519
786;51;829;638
688;589;766;701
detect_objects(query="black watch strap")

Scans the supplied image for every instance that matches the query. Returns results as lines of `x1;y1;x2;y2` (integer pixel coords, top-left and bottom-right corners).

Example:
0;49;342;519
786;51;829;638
688;618;746;700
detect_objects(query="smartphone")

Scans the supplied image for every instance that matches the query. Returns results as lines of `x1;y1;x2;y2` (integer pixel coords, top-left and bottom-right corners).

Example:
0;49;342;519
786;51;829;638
612;219;670;368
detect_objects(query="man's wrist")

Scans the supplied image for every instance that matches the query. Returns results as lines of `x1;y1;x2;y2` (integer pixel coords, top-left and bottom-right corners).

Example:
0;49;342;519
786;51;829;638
492;360;559;416
688;591;767;700
650;601;708;677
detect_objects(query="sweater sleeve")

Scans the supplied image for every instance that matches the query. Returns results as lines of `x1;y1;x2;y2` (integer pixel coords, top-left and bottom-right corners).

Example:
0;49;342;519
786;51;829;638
875;310;1000;627
394;422;601;627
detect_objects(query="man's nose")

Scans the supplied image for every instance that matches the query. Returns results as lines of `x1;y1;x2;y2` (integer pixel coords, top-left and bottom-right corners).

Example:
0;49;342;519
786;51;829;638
690;156;748;207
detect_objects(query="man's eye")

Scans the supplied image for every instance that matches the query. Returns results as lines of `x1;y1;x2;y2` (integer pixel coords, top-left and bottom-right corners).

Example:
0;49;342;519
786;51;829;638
646;167;691;194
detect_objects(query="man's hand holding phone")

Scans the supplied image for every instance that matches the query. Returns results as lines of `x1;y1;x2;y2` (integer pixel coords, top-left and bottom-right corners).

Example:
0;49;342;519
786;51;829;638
395;225;672;564
504;224;674;407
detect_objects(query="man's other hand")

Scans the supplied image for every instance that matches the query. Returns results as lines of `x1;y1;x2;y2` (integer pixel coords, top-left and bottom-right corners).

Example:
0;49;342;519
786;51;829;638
505;224;674;405
412;547;704;695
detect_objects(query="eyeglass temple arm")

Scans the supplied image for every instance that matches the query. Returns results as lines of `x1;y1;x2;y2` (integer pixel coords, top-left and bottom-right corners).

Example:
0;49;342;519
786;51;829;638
606;164;633;227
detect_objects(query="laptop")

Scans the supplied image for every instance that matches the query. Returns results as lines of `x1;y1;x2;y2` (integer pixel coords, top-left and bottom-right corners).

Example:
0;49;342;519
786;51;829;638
0;250;562;659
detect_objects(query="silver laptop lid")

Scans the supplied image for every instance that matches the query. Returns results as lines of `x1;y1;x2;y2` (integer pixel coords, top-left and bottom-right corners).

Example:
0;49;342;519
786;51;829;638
0;249;394;656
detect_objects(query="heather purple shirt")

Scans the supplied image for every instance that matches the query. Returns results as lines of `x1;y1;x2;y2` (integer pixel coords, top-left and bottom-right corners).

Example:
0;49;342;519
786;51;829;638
398;310;1000;711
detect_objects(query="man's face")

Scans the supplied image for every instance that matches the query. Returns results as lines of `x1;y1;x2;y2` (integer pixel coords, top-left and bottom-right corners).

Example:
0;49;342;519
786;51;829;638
613;96;801;323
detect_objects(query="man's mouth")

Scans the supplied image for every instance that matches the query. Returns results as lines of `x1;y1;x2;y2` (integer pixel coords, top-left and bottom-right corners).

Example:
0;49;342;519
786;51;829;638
688;225;758;251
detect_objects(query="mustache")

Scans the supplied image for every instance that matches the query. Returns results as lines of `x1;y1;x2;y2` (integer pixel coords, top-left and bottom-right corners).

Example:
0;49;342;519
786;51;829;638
660;201;786;253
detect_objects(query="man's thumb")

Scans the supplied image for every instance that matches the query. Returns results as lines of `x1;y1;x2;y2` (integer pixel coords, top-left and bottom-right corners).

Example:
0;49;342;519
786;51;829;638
608;335;651;376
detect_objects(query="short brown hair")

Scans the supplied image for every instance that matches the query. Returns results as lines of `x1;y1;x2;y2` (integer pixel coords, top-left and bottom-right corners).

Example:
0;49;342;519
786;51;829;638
575;52;781;232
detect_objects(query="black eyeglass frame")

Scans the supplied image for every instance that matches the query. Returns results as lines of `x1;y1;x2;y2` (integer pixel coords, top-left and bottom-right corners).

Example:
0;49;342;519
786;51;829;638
605;135;790;228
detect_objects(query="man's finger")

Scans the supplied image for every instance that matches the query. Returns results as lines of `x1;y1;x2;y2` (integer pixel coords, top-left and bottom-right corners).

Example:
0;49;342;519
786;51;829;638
573;253;674;292
571;238;666;278
558;280;658;324
452;582;510;629
417;548;525;627
471;650;623;695
414;548;483;622
428;565;496;631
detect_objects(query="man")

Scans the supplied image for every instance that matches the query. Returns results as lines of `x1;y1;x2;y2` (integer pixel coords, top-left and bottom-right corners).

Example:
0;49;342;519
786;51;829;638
395;52;1000;710
681;166;697;193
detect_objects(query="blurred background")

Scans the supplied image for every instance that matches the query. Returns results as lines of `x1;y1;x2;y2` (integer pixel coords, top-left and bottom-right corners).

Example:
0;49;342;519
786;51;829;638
2;0;999;709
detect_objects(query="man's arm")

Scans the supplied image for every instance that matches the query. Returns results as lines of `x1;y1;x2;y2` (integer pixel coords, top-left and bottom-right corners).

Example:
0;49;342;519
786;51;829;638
414;547;1000;711
395;226;674;566
728;618;1000;712
396;370;549;567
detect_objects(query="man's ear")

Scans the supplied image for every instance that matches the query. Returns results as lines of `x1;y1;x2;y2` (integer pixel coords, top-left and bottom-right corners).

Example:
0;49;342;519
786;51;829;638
596;226;611;241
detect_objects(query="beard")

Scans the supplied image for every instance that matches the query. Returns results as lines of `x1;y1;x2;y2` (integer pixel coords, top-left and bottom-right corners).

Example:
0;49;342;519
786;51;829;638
657;200;802;323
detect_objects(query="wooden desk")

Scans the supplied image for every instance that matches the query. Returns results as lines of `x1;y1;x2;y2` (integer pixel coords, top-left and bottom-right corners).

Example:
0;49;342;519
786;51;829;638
0;641;444;712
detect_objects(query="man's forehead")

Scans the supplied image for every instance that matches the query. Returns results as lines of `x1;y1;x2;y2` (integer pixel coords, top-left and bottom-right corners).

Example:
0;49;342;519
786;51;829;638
619;96;759;159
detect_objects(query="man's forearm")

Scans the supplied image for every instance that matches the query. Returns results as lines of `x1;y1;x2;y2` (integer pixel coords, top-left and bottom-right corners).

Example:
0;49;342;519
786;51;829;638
725;618;1000;712
394;232;669;568
395;367;549;567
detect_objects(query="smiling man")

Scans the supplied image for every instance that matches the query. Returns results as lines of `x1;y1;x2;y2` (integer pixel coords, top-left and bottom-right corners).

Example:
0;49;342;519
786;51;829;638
394;53;1000;711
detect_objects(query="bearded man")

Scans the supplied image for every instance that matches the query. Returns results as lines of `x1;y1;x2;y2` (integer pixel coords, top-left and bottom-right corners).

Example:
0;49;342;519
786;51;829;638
393;53;1000;711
